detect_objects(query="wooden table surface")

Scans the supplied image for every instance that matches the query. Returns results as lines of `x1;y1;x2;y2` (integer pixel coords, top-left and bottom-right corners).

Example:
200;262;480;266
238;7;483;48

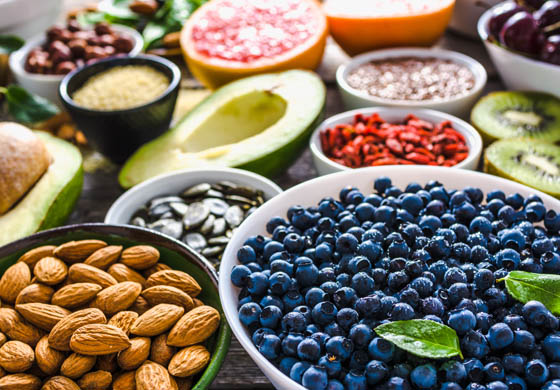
58;1;504;388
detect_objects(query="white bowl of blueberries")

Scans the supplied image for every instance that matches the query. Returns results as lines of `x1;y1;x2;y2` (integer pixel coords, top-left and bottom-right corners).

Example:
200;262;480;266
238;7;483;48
219;166;560;390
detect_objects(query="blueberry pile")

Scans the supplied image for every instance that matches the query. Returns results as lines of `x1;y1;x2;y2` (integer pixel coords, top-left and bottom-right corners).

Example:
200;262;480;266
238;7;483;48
230;177;560;390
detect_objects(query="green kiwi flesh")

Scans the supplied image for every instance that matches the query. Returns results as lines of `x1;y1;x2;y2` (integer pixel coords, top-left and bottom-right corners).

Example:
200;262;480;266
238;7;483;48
471;91;560;143
484;138;560;198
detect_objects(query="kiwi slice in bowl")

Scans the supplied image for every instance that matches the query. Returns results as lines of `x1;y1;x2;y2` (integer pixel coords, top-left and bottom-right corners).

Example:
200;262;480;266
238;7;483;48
484;138;560;198
471;91;560;144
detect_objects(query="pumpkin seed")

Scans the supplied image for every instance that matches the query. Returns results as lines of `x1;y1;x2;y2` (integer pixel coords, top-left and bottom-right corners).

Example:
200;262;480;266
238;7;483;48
208;236;230;246
131;217;146;228
199;214;216;235
184;232;207;251
225;205;244;227
149;219;182;239
202;246;225;258
182;183;211;197
204;198;230;216
183;202;210;230
170;202;189;216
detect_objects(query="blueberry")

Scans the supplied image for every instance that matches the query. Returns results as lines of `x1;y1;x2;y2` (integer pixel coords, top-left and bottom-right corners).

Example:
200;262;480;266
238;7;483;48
351;272;374;297
237;244;257;264
348;324;373;348
505;375;527;390
542;252;560;273
484;361;505;381
442;361;467;383
282;332;304;356
290;361;311;384
421;297;445;317
504;315;527;331
401;194;423;215
279;356;298;376
368;337;394;362
474;269;494;291
419;215;443;235
343;370;367;390
533;237;554;256
513;330;536;351
270;259;293;276
259;306;283;329
239;302;261;327
326;380;345;390
444;267;467;286
495;248;520;270
297;337;321;362
374;177;392;194
336;308;359;331
545;210;560;233
305;288;327;308
325;336;353;361
333;287;358;308
259;295;284;311
426;199;446;216
486;381;508;390
503;354;526;375
295;258;319;287
257;333;281;360
365;360;389;385
390;303;415;321
551;362;560;379
448;309;476;335
543;334;560;362
461;330;490;359
247;272;268;296
399;288;420;309
523;300;551;326
302;365;328;390
335;233;359;254
499;229;526;251
354;295;381;318
283;290;304;311
384;376;411;390
411;364;437;389
488;323;514;349
441;383;462;390
388;271;409;291
231;265;252;287
525;201;546;222
282;312;307;333
525;359;549;386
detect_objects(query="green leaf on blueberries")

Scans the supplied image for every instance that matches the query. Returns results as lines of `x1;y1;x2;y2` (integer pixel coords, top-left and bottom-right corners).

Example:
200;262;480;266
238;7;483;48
499;271;560;315
1;85;59;124
0;35;24;54
375;319;463;359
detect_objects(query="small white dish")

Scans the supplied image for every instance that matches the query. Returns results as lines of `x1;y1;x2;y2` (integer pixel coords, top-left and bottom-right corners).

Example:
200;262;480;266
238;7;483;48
449;0;501;39
219;165;560;390
478;2;560;96
309;107;483;176
336;47;487;119
0;0;61;39
105;168;283;225
9;24;143;106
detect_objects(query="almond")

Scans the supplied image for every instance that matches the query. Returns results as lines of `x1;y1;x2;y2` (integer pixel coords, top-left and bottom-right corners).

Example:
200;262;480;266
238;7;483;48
51;283;102;309
117;337;150;370
17;246;55;268
108;264;146;287
0;333;5;347
78;370;112;390
0;341;34;373
95;353;117;373
84;245;123;270
120;246;159;270
135;361;174;390
150;333;176;366
33;257;67;286
142;263;171;278
0;373;41;390
0;308;43;346
16;303;71;331
70;324;130;355
91;282;142;315
0;263;31;304
42;376;80;390
112;371;136;390
108;311;138;336
141;285;193;310
68;264;117;288
167;306;220;347
168;345;210;377
145;270;201;297
192;298;204;308
15;284;54;305
130;304;184;337
48;308;107;351
53;240;107;263
60;353;96;379
129;296;150;316
34;336;65;375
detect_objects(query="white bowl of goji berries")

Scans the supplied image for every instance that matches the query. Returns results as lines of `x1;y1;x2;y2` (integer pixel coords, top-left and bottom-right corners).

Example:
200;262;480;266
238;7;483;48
309;107;483;176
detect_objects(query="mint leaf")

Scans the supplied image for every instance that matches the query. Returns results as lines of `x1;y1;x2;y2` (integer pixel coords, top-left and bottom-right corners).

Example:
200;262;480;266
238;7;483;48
3;85;59;124
0;35;24;54
500;271;560;315
375;320;463;359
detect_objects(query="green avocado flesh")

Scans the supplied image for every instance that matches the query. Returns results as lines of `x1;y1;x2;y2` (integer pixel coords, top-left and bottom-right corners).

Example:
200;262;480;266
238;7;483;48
0;131;83;246
119;70;326;188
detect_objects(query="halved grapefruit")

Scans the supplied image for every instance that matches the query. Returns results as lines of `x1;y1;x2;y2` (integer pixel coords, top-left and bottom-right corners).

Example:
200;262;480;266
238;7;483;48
180;0;328;89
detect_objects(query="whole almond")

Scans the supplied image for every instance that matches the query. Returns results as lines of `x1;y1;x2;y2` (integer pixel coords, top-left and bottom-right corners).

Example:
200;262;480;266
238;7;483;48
0;373;41;390
78;370;112;390
54;240;107;263
112;371;136;390
16;303;71;331
141;285;193;310
0;341;34;373
95;353;117;373
48;308;107;351
150;333;176;366
168;345;210;377
145;270;201;297
142;263;171;278
61;353;96;379
168;306;220;347
117;337;150;370
15;284;54;305
35;336;65;375
135;361;174;390
108;311;138;336
0;309;17;332
51;283;102;309
42;376;80;390
70;324;130;355
84;245;123;270
120;246;159;270
0;263;31;304
0;308;43;346
130;304;184;337
129;296;150;316
108;264;146;287
17;246;55;268
91;282;142;315
33;257;67;286
68;264;117;288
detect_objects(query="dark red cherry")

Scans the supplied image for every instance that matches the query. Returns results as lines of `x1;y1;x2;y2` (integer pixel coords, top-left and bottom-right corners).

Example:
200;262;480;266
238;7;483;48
500;11;545;54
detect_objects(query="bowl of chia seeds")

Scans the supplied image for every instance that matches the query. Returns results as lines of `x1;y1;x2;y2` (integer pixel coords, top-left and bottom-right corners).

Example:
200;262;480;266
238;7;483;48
105;168;282;268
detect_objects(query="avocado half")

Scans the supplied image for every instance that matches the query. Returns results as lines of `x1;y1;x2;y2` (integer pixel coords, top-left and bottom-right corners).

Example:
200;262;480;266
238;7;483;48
0;131;83;246
119;70;326;188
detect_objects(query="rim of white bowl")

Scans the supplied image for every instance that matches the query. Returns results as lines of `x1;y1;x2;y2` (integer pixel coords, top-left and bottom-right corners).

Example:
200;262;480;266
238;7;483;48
336;47;488;107
9;24;144;82
219;165;560;390
309;106;483;173
478;2;560;72
104;167;283;224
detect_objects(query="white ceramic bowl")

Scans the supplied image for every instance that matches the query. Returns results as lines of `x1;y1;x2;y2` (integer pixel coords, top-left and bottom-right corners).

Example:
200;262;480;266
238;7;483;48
219;166;560;390
9;25;143;106
0;0;61;39
478;2;560;95
449;0;501;39
336;48;487;119
105;168;283;225
309;107;483;176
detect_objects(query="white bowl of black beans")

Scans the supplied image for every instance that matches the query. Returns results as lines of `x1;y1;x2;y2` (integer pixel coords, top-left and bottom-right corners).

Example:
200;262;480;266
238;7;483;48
336;48;488;119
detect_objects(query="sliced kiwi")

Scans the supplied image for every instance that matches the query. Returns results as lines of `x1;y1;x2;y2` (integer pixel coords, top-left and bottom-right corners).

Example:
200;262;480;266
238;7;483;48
471;91;560;144
484;138;560;198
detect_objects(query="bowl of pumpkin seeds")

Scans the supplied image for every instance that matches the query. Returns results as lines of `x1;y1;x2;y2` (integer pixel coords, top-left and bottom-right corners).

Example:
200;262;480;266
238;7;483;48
105;168;282;268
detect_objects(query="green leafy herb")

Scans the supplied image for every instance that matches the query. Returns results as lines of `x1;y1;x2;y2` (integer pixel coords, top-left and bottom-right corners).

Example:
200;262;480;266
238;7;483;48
499;271;560;315
0;85;59;124
375;320;463;359
0;35;24;54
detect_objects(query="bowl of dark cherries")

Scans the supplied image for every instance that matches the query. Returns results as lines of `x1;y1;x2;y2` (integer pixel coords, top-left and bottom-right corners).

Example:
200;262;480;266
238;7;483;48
478;0;560;94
